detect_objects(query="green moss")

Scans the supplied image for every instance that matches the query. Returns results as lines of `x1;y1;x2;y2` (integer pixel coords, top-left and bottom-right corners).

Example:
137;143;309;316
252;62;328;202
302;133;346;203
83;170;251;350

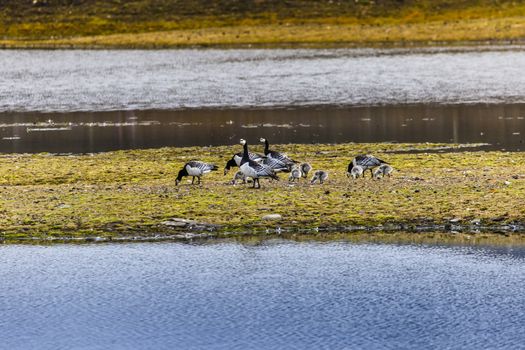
1;142;525;243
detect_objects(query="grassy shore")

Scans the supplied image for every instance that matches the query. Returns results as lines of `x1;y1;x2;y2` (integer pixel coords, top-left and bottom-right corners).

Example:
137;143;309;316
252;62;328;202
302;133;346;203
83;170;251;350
2;142;525;243
1;1;525;48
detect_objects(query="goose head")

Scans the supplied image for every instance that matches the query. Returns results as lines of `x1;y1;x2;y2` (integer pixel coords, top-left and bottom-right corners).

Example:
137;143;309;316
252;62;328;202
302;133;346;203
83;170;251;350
259;137;266;143
240;138;247;146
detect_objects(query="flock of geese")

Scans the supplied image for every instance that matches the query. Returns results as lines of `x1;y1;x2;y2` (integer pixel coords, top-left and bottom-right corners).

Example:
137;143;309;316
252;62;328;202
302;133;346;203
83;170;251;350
175;138;393;188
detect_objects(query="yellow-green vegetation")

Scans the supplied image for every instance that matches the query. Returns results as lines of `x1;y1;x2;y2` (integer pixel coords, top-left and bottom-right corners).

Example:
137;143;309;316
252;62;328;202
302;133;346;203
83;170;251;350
1;0;525;48
1;142;525;243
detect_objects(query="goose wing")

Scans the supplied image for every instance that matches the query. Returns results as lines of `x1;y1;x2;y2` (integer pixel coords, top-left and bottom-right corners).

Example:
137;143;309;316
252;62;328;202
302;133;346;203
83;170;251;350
187;161;218;173
250;160;277;177
268;150;296;165
353;155;385;168
263;157;290;172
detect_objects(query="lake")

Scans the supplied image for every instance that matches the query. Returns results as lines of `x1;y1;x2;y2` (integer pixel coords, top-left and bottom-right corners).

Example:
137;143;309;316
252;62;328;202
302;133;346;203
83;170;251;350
1;47;525;153
1;240;524;350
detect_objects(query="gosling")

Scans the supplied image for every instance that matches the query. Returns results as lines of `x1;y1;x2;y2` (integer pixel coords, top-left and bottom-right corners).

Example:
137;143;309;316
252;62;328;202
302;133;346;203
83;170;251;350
373;164;393;179
310;170;328;184
231;170;247;185
348;165;364;179
288;165;302;182
300;163;312;178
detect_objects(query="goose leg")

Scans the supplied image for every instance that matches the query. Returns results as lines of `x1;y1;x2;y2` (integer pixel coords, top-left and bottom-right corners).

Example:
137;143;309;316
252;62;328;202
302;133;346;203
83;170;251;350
198;176;201;184
192;176;195;184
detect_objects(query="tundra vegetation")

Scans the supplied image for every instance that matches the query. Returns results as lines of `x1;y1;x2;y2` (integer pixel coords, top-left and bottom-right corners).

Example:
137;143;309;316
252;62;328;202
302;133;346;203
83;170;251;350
1;142;525;243
1;0;525;48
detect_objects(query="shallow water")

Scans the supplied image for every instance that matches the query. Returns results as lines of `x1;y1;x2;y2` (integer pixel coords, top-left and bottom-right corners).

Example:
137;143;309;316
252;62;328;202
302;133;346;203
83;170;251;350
1;240;524;349
2;103;525;153
2;47;525;113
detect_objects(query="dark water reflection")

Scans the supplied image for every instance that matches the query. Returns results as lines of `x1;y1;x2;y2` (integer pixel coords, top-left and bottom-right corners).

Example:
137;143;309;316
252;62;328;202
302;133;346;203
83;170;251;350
1;240;524;350
1;103;525;153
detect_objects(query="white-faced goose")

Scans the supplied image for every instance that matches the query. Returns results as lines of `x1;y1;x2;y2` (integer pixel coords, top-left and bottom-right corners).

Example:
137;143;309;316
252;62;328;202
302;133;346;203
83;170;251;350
310;170;328;184
259;137;297;166
239;139;279;189
347;155;388;178
224;151;264;175
175;161;218;185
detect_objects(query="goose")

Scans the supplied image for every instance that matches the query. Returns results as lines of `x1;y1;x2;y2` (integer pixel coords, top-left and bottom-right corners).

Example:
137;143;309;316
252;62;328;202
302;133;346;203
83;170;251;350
224;151;264;175
310;170;328;184
373;164;393;179
240;139;279;189
175;161;218;185
288;165;302;182
259;137;297;166
348;155;388;178
348;164;364;179
231;170;247;185
300;163;312;178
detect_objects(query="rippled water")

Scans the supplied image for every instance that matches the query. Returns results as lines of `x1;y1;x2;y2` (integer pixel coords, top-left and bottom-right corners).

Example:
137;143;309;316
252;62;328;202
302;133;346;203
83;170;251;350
2;47;525;112
1;240;524;349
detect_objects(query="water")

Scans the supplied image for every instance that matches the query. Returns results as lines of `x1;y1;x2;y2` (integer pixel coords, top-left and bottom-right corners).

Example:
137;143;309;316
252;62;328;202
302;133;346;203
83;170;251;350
1;240;524;349
2;103;525;153
2;47;525;153
2;47;525;113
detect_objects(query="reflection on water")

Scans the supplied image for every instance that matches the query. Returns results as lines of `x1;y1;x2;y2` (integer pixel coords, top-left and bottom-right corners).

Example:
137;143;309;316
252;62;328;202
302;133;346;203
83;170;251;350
1;240;524;349
1;103;525;153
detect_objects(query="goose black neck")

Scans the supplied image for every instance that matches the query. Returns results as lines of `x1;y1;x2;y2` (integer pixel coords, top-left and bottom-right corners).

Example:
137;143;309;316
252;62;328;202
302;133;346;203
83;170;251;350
348;163;354;173
264;139;269;155
241;142;250;164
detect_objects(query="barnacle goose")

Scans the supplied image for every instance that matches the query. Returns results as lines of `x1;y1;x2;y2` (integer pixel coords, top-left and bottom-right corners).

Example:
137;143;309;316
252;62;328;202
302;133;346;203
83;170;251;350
348;165;364;179
224;151;264;175
175;161;218;185
300;163;312;178
240;139;279;189
288;165;302;182
310;170;328;184
348;155;388;178
373;164;393;179
259;137;297;166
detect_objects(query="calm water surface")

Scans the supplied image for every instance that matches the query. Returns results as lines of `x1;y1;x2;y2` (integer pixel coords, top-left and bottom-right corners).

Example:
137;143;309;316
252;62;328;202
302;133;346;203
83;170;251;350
2;104;525;153
1;240;524;349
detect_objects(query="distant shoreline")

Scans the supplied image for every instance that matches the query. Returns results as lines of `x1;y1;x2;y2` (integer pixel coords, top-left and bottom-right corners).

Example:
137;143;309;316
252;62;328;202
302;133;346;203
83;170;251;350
2;16;525;49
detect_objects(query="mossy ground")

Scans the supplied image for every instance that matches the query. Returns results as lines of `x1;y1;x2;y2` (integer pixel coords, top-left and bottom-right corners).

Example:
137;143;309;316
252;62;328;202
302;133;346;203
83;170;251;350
1;142;525;243
1;1;525;48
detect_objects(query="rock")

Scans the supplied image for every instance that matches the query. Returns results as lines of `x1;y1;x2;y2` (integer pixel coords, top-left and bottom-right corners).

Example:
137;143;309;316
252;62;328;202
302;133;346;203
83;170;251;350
504;181;511;186
471;218;481;225
449;218;461;223
262;214;282;221
160;220;188;227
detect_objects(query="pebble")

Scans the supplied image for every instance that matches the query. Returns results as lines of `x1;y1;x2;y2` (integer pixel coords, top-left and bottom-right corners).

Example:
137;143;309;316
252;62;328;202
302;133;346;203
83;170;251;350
262;214;282;221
